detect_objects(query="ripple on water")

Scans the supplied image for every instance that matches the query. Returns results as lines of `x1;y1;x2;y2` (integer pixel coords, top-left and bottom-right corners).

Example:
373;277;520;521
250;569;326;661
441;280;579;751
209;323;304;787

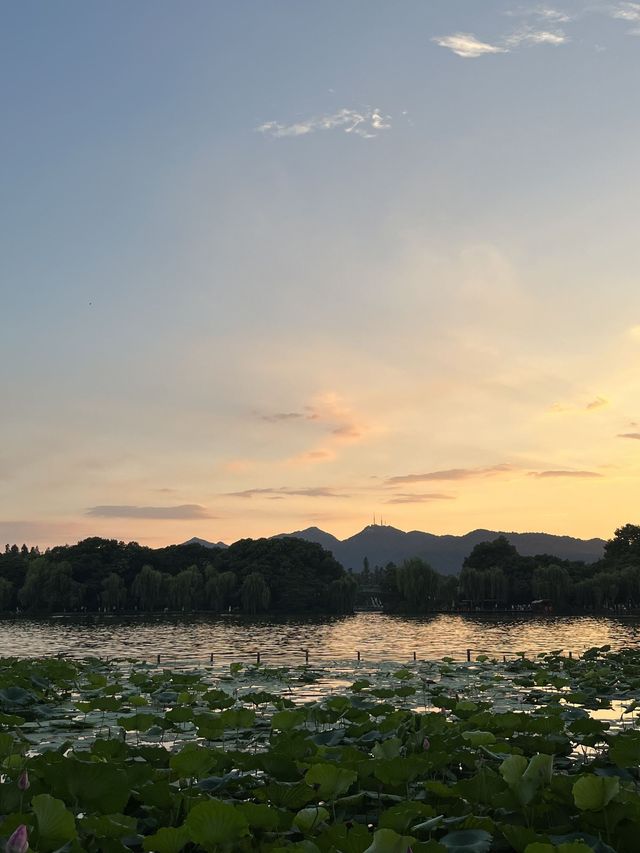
1;611;639;662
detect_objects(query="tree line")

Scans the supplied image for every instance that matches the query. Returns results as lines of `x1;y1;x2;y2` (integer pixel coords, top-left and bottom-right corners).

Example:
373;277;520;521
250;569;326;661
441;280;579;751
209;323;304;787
4;523;640;616
358;524;640;613
0;536;356;615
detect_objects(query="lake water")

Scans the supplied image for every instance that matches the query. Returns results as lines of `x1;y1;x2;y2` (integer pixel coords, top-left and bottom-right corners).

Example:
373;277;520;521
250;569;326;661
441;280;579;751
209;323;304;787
2;612;639;663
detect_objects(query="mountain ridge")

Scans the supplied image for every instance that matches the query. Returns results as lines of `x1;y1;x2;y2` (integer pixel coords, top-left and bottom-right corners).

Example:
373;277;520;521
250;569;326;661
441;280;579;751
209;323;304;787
184;525;606;574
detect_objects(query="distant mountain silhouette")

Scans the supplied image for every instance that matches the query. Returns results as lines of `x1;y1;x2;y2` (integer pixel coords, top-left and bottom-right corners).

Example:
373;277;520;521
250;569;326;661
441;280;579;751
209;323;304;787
275;526;343;553
180;536;228;549
272;524;605;574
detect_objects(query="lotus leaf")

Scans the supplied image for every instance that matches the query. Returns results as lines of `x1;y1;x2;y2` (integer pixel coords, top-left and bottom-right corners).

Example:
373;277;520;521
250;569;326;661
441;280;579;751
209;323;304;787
364;827;416;853
440;829;492;852
32;793;77;852
185;799;250;848
305;763;357;799
572;775;620;811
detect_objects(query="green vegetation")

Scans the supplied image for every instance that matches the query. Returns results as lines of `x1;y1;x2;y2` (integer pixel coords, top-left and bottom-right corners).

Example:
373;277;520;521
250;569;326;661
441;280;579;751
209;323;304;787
4;522;640;616
0;537;356;615
367;525;640;613
1;647;640;851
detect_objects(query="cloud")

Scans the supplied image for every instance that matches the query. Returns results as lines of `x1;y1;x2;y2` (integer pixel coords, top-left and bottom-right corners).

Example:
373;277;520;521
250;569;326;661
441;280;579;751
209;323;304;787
386;464;514;485
586;396;609;410
549;395;609;414
385;493;456;504
506;6;572;23
332;424;362;439
86;504;213;519
618;432;640;439
257;107;391;139
434;23;567;58
433;33;506;58
529;470;603;478
611;2;640;22
295;449;335;462
532;7;572;23
260;412;306;422
226;486;345;499
505;27;568;47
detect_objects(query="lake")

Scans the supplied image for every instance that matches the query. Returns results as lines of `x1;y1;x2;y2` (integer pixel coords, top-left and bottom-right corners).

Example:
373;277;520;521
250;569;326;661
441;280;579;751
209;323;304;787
2;611;640;663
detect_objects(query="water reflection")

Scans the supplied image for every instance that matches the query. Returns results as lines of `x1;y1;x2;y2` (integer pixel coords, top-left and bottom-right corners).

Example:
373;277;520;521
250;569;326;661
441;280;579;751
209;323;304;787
2;612;640;662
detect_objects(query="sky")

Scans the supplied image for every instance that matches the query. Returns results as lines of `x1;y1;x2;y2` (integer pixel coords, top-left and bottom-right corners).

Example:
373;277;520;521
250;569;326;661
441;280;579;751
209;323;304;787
2;0;640;548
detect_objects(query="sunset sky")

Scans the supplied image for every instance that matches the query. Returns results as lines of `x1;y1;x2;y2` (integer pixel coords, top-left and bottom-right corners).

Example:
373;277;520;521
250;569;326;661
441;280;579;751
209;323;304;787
2;1;640;548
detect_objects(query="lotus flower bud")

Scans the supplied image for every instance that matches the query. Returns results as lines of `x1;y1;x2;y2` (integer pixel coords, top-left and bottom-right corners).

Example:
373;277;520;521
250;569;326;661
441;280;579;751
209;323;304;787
17;770;29;791
5;824;29;853
423;736;430;751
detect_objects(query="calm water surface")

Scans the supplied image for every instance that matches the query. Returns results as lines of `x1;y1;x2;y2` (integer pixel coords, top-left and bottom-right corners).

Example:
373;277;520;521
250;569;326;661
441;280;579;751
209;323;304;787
2;612;640;663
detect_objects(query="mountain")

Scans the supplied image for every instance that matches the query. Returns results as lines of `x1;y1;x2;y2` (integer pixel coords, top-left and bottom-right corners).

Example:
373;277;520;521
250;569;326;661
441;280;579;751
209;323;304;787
180;537;228;549
273;525;605;574
273;526;343;553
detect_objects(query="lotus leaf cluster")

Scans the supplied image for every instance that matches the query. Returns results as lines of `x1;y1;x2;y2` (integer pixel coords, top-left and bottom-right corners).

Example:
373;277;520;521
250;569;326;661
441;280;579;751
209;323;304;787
0;646;639;851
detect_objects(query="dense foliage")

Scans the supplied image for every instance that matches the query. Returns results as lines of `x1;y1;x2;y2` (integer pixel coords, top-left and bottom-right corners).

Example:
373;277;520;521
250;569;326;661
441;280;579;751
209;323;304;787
368;525;640;613
1;647;639;851
4;522;640;615
0;537;356;615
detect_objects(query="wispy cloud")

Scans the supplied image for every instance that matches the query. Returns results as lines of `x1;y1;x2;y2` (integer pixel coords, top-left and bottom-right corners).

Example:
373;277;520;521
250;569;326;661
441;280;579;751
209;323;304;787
257;107;391;139
529;470;603;478
586;396;609;410
386;464;514;485
611;2;640;22
506;6;573;24
226;486;345;499
433;33;506;58
385;492;456;504
549;395;609;414
86;504;213;519
294;449;335;463
435;22;567;58
505;27;568;47
260;412;306;422
618;432;640;439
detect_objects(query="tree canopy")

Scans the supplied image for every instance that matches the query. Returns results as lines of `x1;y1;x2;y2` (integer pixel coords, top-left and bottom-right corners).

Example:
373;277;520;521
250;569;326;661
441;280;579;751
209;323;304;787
0;536;355;615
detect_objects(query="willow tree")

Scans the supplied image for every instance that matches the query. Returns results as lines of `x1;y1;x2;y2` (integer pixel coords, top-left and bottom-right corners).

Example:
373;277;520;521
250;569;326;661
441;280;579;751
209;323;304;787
131;565;164;611
172;566;203;610
101;572;127;611
395;558;441;612
240;572;270;614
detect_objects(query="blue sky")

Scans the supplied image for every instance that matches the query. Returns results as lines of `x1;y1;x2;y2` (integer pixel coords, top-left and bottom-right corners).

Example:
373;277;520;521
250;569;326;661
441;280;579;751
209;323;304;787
2;1;640;546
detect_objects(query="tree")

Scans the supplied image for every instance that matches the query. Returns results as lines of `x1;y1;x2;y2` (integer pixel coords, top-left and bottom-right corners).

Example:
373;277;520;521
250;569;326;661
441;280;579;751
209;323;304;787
0;577;15;610
172;566;203;610
18;559;82;612
604;524;640;564
464;536;519;571
240;572;270;614
327;575;357;613
101;573;127;610
131;565;164;611
395;558;441;612
532;564;570;606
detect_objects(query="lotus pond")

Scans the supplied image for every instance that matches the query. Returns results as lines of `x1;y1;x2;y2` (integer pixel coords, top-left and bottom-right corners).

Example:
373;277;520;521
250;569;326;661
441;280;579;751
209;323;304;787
1;647;640;853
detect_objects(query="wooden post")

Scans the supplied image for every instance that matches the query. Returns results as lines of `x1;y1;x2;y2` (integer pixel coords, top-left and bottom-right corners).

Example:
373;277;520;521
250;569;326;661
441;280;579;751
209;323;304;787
413;651;417;661
256;651;261;665
503;655;507;663
304;649;309;664
569;651;573;659
156;654;161;665
466;649;471;662
210;653;214;664
357;650;361;661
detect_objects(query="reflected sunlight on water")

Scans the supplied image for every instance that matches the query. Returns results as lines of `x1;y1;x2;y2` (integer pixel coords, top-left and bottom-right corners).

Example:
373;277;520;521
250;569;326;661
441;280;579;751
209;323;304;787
2;612;640;662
